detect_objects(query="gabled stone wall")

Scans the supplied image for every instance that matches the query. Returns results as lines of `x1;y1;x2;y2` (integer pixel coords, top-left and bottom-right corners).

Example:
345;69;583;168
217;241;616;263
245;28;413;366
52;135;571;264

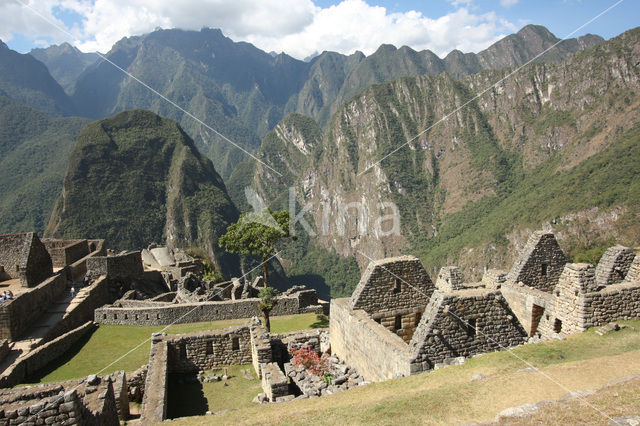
506;231;567;293
409;289;527;371
0;233;53;288
595;245;636;287
349;256;433;316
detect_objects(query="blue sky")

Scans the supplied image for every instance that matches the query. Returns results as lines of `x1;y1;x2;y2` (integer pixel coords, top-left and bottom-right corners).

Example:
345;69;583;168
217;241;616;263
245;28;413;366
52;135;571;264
2;0;637;59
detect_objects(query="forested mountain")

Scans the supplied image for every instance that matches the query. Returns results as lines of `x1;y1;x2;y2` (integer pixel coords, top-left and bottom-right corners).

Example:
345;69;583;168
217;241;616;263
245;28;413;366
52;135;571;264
0;40;76;116
239;27;640;296
45;109;240;277
68;25;600;178
0;93;89;233
30;43;98;94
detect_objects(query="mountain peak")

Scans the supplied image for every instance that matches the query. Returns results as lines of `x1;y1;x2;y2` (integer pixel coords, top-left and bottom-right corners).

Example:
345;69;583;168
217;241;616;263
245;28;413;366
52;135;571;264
517;24;558;42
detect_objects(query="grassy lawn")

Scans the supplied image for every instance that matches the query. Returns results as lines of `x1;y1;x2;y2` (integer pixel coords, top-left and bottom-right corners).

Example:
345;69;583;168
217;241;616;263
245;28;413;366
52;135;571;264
170;320;640;425
167;364;262;419
24;313;327;384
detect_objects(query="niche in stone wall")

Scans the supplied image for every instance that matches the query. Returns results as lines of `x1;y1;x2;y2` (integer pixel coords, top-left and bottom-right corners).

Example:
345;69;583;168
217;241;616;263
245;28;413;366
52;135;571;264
393;278;401;294
232;337;240;351
394;315;401;331
206;341;213;355
467;318;477;337
541;263;548;276
180;343;187;359
553;318;563;333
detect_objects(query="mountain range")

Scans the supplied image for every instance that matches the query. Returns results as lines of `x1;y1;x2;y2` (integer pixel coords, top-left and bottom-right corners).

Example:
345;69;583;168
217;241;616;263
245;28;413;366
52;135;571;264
0;24;637;296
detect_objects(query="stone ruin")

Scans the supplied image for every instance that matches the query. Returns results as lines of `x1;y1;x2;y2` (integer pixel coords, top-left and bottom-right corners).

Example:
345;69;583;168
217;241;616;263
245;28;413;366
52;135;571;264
330;231;640;382
95;247;327;326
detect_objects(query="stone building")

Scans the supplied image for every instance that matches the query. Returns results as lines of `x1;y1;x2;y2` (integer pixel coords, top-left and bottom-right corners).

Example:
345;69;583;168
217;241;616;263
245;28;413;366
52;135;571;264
331;231;640;382
0;233;53;288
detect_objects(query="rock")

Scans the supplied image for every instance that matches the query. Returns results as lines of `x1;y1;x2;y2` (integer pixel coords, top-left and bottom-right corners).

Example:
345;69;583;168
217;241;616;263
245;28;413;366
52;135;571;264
333;375;348;385
495;401;551;421
86;374;100;386
471;373;487;382
560;389;595;400
222;375;229;381
275;395;295;403
608;415;640;425
252;393;267;404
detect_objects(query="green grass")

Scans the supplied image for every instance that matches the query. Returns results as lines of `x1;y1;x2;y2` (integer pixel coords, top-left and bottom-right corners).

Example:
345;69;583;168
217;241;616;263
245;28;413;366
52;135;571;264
167;364;262;418
25;313;324;384
173;320;640;425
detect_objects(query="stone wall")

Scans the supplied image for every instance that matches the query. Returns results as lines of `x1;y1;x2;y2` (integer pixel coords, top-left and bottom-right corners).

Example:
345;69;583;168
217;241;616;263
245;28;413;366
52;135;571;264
408;289;528;371
141;339;169;424
86;251;143;280
595;245;636;287
0;233;53;288
481;269;507;290
42;239;90;268
626;256;640;282
0;272;67;340
261;362;288;402
538;263;640;338
0;322;97;389
107;370;129;420
349;256;434;316
506;231;567;293
500;281;553;336
435;266;464;292
330;298;413;382
250;321;272;378
39;276;115;345
0;376;119;425
164;326;252;373
0;339;9;364
94;293;324;326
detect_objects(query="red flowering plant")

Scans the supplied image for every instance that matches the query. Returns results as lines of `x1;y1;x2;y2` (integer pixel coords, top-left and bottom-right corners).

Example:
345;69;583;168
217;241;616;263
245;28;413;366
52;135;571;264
290;346;329;377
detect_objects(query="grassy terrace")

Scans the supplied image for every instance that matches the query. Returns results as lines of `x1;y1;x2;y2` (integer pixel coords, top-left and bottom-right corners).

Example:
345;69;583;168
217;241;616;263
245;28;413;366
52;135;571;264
24;313;328;384
171;320;640;425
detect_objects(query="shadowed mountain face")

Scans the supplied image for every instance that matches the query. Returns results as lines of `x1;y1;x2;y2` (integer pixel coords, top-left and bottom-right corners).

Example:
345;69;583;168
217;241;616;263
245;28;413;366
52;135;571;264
30;43;98;95
0;93;89;233
69;25;602;178
45;109;240;277
0;40;76;117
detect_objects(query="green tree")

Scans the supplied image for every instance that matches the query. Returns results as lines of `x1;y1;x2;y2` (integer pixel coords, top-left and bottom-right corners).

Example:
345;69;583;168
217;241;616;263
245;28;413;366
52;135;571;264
219;209;293;286
258;287;279;332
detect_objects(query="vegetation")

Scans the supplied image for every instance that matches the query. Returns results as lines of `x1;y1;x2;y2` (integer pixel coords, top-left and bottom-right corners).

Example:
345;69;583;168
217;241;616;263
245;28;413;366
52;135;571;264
258;287;279;332
44;109;240;277
219;209;293;286
0;95;88;233
24;313;325;384
173;320;640;425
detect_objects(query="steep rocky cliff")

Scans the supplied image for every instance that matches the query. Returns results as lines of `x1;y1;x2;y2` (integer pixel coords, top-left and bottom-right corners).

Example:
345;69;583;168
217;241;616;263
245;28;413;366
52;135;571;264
45;109;240;277
245;27;640;287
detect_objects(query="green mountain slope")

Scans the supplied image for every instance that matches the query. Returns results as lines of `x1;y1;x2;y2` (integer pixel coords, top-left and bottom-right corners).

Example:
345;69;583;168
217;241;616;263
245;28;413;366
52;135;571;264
0;94;89;233
244;27;639;296
70;26;600;178
0;40;76;116
45;109;240;277
30;43;98;95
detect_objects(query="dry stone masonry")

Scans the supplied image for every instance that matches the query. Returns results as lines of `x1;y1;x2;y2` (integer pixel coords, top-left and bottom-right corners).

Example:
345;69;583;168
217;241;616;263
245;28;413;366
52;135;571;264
331;231;640;382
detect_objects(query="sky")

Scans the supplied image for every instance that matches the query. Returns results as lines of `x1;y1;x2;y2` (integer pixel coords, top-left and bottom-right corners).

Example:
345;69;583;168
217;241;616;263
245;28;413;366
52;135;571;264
1;0;638;60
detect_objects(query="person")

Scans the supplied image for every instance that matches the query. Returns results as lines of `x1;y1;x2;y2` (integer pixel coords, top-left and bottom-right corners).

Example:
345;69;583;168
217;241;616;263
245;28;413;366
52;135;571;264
6;290;13;299
0;293;5;302
83;273;90;288
70;286;75;298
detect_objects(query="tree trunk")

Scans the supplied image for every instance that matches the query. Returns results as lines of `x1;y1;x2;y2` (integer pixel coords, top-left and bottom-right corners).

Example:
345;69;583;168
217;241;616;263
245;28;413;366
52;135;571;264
264;311;271;332
263;257;269;287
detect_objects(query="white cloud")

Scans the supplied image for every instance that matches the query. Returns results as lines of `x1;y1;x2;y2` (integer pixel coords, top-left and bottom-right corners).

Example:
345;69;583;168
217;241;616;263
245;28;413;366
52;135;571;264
500;0;519;8
3;0;517;59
